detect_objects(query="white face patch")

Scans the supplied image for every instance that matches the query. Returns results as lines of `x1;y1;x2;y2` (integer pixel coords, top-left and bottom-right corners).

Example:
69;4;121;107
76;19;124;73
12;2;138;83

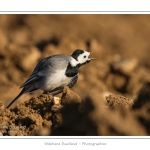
77;51;91;64
70;50;91;67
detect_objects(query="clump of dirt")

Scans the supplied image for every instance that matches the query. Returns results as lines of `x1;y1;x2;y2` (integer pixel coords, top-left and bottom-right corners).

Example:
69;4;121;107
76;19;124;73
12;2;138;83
0;85;150;136
0;94;53;136
0;87;84;135
106;94;134;108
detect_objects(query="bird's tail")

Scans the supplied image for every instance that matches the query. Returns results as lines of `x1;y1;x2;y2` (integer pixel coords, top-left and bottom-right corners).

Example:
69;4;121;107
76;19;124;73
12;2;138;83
6;88;27;109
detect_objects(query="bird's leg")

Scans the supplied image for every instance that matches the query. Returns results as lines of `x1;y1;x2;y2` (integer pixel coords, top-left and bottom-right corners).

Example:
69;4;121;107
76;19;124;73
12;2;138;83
43;86;64;96
43;91;51;94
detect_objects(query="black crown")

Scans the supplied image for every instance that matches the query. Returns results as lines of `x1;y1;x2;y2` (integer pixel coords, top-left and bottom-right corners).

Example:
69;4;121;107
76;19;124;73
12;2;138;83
71;49;84;60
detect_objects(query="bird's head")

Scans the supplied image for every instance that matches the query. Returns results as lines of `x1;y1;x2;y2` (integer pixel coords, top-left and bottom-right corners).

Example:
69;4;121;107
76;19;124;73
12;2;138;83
71;49;96;67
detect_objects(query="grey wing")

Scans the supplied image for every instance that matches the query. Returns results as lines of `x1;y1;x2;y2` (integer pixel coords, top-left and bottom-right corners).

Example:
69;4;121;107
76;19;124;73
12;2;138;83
20;58;47;88
20;54;70;88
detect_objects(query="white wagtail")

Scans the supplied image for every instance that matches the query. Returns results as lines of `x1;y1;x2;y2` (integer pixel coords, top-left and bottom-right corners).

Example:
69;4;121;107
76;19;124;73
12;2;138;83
6;49;96;108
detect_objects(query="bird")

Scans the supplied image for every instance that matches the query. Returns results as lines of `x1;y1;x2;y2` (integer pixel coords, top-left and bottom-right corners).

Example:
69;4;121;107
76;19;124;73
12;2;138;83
6;49;96;108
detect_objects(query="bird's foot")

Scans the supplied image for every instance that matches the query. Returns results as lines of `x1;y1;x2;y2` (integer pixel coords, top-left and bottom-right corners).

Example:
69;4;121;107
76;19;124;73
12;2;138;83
43;91;51;94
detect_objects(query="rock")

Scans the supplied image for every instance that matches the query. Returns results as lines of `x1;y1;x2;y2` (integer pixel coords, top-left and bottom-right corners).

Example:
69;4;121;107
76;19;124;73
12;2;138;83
52;97;61;105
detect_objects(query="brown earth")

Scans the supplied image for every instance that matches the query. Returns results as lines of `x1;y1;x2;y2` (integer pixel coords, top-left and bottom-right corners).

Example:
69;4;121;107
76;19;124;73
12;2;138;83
0;14;150;136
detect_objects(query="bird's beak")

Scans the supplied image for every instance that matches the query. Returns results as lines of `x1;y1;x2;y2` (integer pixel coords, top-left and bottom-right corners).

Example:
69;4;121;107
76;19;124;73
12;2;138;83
88;51;97;61
89;58;97;60
84;51;97;64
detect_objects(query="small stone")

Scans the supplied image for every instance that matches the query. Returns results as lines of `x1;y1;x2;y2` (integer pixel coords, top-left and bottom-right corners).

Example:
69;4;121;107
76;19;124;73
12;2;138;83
52;97;61;105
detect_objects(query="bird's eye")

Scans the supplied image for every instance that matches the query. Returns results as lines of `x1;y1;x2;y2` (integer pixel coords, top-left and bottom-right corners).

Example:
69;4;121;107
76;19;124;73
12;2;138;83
84;56;86;58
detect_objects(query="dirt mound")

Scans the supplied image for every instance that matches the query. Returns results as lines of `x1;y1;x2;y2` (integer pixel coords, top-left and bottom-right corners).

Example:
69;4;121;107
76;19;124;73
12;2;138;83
0;86;150;136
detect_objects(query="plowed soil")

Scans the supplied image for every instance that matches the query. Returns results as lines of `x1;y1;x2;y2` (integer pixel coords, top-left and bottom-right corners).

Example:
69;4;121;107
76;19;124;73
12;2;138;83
0;15;150;136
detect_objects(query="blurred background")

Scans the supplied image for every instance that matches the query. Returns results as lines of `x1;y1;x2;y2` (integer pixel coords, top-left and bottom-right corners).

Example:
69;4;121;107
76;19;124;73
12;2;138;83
0;14;150;108
1;14;150;136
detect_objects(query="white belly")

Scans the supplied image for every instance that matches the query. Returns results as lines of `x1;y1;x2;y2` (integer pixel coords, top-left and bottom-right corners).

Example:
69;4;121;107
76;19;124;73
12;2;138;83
42;69;73;91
